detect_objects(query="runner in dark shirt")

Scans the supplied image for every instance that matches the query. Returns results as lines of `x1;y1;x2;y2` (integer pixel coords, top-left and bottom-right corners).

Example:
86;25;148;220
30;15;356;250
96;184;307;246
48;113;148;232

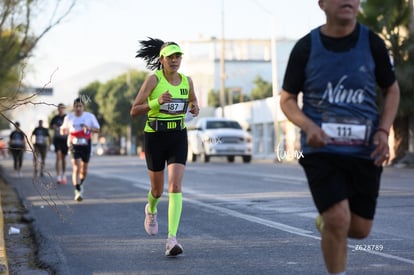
9;122;26;177
50;103;69;183
31;120;51;177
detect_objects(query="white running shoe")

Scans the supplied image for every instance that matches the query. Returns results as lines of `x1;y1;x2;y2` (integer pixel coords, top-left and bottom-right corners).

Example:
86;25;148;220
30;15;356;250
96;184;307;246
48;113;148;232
165;236;183;257
74;189;83;201
144;204;158;236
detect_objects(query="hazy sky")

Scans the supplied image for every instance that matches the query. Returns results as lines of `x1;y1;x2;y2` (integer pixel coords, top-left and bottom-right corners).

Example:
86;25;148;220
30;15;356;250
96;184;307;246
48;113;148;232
25;0;325;87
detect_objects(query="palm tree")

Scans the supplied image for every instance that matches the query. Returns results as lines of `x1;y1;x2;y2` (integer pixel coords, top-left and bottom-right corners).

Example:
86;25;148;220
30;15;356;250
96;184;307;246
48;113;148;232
358;0;414;163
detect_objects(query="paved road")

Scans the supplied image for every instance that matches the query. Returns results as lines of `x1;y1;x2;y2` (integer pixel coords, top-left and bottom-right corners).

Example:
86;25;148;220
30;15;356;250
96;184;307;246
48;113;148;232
1;154;414;274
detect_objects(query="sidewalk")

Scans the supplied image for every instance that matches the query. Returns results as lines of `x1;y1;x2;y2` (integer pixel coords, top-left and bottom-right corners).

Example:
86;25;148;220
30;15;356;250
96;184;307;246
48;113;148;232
0;161;50;275
0;185;9;275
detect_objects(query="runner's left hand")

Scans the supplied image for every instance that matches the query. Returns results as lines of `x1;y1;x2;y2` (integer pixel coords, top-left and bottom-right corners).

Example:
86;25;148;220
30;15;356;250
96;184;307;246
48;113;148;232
371;131;390;166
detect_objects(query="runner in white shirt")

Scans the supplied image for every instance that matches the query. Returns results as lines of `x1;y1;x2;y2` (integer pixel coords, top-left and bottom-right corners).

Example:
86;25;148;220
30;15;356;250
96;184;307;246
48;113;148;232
60;98;100;201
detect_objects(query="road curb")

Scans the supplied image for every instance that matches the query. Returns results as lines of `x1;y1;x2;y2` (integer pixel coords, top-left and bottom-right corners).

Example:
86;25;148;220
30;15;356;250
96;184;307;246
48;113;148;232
0;193;9;275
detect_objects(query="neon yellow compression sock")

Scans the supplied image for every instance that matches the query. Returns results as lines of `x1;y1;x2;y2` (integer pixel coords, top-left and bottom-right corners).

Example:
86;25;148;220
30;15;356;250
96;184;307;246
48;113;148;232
168;192;182;237
147;190;160;214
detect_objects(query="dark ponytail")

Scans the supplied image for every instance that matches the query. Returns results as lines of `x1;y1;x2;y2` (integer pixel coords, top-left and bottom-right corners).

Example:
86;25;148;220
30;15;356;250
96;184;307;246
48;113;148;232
136;37;165;70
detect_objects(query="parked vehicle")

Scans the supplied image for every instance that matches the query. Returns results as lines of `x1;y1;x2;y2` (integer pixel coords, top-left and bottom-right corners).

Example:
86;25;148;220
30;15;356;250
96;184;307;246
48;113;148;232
187;117;252;163
93;143;120;156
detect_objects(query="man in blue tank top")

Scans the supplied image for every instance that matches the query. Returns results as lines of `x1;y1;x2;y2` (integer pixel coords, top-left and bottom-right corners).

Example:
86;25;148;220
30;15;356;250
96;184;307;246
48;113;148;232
280;1;400;274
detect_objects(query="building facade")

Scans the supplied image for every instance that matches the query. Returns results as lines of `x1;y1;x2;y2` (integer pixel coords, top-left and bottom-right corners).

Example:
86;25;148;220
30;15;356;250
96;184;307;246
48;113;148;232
181;37;297;160
181;37;295;107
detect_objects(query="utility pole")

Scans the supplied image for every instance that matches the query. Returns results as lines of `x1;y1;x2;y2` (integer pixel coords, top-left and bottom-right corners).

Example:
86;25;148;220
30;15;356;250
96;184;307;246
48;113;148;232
253;1;279;157
219;0;226;117
270;15;279;152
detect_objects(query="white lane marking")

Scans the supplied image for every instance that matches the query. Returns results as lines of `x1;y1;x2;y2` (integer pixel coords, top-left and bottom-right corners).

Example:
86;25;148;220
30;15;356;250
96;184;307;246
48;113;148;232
190;167;307;184
92;172;414;265
186;197;313;235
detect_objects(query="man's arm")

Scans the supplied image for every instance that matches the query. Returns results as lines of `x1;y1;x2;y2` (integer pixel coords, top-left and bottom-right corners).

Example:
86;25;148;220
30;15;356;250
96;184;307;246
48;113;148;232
279;91;328;148
370;81;400;165
378;81;400;132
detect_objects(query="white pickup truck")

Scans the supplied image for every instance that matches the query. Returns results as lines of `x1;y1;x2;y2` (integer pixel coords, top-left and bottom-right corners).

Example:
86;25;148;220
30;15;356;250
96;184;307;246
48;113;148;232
187;117;253;163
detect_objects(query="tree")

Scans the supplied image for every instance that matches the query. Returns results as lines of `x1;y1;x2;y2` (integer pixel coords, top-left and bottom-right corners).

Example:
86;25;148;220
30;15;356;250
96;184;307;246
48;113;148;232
0;0;76;128
358;0;414;162
0;1;77;211
78;81;105;129
208;88;251;107
93;70;147;146
125;71;148;149
0;0;76;93
208;89;220;107
251;75;272;100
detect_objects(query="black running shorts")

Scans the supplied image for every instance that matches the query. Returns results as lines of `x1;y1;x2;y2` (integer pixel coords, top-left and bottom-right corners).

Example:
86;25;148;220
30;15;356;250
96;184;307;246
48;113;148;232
144;129;188;171
70;141;91;163
299;153;382;220
53;138;69;155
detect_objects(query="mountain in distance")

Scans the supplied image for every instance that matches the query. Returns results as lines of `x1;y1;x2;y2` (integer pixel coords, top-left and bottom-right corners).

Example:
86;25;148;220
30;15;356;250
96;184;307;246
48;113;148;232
8;62;148;133
51;61;144;105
